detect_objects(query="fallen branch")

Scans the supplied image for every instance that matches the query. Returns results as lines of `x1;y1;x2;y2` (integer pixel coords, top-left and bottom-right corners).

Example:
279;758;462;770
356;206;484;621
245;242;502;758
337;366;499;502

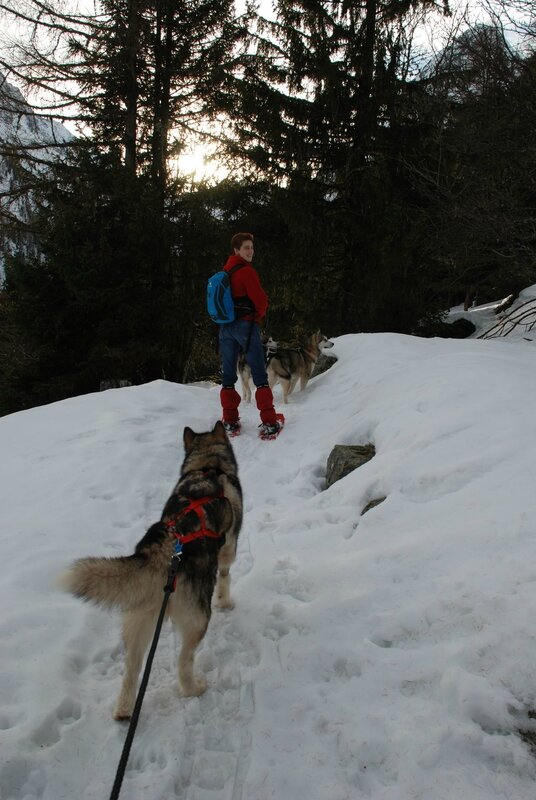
478;298;536;339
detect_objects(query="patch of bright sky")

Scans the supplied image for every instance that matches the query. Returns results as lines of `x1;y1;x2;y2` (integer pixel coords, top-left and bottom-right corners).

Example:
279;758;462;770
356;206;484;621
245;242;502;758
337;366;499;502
173;138;230;185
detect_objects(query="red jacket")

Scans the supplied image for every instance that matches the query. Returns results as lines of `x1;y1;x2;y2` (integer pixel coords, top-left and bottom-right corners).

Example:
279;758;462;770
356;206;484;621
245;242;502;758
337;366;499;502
223;254;268;322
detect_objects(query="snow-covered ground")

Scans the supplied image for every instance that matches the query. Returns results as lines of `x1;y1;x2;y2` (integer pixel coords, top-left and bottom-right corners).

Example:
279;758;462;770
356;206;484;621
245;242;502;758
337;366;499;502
2;308;536;800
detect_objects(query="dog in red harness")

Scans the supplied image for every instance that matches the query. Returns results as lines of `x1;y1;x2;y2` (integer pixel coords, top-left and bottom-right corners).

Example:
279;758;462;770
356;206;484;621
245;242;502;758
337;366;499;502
59;421;242;720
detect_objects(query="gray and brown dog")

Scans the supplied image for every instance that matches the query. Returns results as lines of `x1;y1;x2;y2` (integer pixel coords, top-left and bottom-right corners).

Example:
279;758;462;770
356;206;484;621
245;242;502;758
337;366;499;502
59;421;242;720
267;331;334;404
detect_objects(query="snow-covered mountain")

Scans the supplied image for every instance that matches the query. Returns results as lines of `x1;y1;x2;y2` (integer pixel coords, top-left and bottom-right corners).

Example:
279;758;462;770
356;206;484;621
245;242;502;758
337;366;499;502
0;72;73;281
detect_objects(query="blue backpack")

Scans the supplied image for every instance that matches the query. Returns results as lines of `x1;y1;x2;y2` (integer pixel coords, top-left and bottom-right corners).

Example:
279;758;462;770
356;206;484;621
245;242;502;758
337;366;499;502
207;263;245;324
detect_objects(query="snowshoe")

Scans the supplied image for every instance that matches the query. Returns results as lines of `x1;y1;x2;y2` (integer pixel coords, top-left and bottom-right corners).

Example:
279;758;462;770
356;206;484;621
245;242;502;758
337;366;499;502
259;413;285;441
223;420;241;437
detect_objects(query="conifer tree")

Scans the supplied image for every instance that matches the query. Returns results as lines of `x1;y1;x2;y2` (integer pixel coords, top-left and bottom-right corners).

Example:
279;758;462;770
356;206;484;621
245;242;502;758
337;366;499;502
403;22;536;308
0;0;247;190
0;149;188;412
0;0;250;411
221;0;449;334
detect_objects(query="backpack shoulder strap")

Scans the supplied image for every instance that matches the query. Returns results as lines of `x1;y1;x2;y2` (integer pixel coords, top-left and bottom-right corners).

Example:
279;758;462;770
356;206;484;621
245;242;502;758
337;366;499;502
227;263;246;276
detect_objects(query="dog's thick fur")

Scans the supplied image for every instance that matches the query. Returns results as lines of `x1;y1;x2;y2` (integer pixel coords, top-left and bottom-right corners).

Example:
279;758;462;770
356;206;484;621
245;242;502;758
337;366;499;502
58;421;242;720
238;334;278;403
267;331;334;404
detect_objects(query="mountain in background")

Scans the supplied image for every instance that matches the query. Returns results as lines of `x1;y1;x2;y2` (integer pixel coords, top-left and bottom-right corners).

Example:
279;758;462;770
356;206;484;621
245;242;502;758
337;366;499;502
0;72;73;281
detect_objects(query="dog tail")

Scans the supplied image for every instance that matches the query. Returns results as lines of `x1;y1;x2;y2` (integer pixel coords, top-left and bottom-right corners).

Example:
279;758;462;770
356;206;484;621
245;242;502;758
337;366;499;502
57;554;165;611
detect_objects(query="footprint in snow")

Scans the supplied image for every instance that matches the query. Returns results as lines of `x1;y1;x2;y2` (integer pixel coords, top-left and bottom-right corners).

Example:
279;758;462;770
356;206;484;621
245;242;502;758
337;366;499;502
90;642;124;680
0;757;47;799
0;708;25;730
29;697;82;749
273;557;313;603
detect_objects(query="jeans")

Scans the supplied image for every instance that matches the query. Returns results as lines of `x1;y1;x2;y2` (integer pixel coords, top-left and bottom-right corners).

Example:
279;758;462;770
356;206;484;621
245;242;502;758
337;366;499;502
219;320;268;387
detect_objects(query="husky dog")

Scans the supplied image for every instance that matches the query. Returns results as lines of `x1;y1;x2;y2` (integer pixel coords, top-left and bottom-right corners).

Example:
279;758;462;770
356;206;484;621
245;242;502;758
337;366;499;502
267;331;334;404
58;421;242;720
238;334;278;403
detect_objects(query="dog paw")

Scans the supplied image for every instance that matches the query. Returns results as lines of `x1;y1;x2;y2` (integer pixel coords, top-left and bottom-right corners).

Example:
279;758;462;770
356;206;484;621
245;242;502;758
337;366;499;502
113;711;131;722
180;675;207;697
113;703;133;721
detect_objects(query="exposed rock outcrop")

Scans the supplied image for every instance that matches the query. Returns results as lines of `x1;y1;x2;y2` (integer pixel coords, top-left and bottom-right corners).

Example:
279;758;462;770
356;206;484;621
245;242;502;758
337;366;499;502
310;353;338;379
325;444;376;489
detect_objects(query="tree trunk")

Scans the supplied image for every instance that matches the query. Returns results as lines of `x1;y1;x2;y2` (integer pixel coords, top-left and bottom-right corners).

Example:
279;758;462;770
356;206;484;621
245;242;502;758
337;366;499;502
124;0;139;175
151;0;174;203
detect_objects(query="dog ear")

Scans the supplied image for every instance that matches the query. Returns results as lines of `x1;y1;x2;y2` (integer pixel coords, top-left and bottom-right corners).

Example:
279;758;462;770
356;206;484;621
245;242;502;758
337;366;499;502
212;420;228;441
183;426;196;451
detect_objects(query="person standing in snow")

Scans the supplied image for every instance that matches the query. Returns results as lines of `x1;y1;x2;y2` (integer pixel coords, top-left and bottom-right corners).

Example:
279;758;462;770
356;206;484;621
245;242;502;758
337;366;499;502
219;232;281;437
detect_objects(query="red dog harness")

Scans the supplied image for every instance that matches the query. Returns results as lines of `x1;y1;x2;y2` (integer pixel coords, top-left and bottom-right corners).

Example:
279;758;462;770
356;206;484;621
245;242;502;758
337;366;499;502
164;495;223;547
163;492;225;591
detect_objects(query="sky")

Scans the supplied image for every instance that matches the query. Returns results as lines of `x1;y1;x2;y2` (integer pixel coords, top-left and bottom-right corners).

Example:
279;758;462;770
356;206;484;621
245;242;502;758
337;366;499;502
1;287;536;800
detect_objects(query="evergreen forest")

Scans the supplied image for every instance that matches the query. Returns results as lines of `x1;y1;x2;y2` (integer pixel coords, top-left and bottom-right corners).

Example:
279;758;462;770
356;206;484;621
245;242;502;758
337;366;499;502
0;0;535;414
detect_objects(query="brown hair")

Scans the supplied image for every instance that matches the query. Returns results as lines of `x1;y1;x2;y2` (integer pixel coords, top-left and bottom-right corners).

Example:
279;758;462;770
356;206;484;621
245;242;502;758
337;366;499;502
231;232;254;251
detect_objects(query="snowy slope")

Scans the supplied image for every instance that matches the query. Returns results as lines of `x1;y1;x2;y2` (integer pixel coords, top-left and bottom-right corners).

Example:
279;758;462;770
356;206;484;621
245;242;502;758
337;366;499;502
1;328;536;800
0;72;72;280
447;283;536;340
0;73;71;151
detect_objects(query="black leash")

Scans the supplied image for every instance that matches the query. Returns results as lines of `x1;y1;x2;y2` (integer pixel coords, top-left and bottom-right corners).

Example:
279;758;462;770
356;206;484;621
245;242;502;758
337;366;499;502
109;553;182;800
